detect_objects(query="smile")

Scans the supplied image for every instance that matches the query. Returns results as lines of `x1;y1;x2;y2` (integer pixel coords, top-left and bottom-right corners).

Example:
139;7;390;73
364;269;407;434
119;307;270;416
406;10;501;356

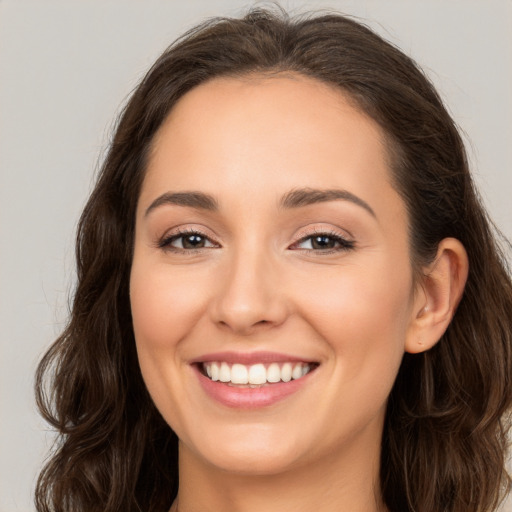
192;353;320;408
201;361;314;386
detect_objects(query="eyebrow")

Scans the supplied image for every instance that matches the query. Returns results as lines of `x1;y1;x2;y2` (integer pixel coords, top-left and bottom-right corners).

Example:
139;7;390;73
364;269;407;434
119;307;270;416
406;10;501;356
279;188;376;217
145;191;219;217
144;187;375;218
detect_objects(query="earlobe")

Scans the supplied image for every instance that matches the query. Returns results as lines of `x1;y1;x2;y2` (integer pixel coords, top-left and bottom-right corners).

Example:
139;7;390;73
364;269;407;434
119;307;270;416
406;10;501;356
405;238;469;354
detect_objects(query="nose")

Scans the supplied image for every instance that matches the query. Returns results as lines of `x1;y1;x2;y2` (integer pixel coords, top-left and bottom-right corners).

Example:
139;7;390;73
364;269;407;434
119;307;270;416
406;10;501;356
209;245;289;335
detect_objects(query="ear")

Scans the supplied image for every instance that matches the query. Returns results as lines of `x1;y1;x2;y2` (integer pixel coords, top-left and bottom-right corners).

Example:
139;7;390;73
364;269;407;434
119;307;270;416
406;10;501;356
405;238;469;354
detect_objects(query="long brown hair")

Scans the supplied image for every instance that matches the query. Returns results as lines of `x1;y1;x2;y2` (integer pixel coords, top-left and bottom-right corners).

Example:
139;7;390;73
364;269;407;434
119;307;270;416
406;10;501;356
35;7;512;512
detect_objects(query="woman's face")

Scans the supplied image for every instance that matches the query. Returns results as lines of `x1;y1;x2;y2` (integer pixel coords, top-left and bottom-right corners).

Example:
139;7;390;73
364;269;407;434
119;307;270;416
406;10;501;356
130;74;422;475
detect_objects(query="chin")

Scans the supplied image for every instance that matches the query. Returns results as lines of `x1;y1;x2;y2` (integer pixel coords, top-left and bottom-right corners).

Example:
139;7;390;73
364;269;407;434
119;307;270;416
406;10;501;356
180;423;311;476
198;448;303;476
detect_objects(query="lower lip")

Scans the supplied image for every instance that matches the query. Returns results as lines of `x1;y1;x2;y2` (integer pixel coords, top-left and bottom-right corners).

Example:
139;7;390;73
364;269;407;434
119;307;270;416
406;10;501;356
193;365;312;409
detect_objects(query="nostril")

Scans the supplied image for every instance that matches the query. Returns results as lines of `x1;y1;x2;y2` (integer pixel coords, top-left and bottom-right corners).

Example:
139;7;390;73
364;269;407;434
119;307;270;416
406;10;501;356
216;317;275;334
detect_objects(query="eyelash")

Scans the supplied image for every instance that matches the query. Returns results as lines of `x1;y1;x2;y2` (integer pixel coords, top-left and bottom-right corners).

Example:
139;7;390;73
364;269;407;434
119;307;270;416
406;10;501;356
292;229;355;254
157;228;217;254
157;228;355;255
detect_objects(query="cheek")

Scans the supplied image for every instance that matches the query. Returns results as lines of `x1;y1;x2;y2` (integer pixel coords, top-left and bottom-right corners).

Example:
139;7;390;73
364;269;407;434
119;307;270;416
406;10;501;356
129;258;212;430
129;258;206;391
130;261;207;351
295;259;413;388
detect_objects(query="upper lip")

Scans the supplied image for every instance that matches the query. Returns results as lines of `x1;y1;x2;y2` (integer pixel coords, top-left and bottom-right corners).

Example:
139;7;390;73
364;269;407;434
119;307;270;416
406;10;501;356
189;351;318;365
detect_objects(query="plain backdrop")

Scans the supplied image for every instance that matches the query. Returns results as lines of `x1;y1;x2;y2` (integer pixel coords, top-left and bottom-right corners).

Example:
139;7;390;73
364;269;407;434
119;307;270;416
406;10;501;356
1;1;511;511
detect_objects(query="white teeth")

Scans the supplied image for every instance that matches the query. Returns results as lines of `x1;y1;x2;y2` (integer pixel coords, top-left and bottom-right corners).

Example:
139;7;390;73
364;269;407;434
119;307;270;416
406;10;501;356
231;364;248;384
219;362;230;383
292;364;303;380
211;362;219;381
248;364;267;385
266;363;281;383
281;362;292;382
202;361;313;385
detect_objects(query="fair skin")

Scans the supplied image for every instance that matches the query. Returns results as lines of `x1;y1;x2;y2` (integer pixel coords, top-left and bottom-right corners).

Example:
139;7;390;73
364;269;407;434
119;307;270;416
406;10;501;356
130;74;468;512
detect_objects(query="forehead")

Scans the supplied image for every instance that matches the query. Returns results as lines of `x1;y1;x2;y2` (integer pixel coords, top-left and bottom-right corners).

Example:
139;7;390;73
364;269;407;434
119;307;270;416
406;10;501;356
141;73;404;224
150;73;386;171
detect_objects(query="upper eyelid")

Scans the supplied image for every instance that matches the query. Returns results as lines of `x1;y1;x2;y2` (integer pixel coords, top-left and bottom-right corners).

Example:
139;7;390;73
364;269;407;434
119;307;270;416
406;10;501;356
293;225;353;241
156;228;220;251
291;232;354;249
158;227;353;252
162;226;352;239
161;225;219;241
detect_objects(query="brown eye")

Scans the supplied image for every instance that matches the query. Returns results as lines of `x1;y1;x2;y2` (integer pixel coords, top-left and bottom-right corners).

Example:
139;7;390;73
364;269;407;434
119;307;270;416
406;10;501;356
293;232;355;252
180;234;208;249
159;231;218;251
310;235;337;249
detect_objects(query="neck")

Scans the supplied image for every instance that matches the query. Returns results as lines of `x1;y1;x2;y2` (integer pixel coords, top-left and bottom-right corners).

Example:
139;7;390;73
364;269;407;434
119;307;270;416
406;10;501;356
170;432;387;512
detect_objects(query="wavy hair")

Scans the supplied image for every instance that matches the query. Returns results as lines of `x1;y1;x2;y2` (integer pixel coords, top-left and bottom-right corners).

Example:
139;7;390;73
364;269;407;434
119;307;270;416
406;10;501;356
35;7;512;512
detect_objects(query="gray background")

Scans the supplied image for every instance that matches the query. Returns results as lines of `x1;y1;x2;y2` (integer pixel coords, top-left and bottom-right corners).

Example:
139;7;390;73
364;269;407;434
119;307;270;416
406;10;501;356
1;1;511;510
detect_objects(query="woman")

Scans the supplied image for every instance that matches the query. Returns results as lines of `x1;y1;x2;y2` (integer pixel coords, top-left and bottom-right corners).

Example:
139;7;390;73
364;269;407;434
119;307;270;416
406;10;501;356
35;7;512;512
